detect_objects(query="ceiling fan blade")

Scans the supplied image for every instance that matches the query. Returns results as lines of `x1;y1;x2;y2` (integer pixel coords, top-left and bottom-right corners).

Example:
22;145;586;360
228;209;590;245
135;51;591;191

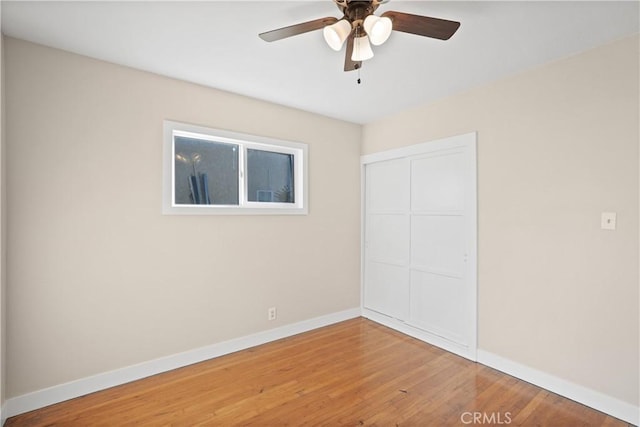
344;31;362;72
259;17;338;42
381;11;460;40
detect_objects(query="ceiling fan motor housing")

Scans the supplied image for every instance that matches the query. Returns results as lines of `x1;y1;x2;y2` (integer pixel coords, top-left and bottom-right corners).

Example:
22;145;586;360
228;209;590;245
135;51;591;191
338;0;380;26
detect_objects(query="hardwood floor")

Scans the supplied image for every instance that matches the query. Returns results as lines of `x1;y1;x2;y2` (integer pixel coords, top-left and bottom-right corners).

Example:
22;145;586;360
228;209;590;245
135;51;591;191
6;318;631;426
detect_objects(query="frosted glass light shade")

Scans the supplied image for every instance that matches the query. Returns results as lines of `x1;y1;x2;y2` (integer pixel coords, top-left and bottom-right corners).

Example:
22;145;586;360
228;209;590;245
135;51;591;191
352;35;374;61
363;15;392;45
323;19;352;51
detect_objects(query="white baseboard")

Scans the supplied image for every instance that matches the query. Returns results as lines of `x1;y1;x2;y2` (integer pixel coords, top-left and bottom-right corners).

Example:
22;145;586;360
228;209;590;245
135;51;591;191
4;307;361;420
477;350;639;426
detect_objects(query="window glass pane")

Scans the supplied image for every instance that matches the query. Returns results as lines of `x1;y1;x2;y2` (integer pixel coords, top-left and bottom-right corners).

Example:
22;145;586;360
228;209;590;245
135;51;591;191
174;136;239;205
247;149;295;203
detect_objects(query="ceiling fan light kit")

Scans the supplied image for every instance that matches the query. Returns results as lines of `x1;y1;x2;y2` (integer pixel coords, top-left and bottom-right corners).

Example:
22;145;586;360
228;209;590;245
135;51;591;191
259;0;461;74
362;15;392;45
352;34;374;61
323;19;352;51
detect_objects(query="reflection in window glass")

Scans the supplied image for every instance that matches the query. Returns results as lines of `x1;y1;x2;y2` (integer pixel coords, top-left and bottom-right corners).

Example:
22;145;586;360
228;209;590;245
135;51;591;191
174;137;239;205
247;149;295;203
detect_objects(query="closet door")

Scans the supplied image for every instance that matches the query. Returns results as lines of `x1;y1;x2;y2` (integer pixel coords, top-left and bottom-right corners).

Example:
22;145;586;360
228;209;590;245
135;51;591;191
408;149;472;348
362;133;476;360
363;158;410;321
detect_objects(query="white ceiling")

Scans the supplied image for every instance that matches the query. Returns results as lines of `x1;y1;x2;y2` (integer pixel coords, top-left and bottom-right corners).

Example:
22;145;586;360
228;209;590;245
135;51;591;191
2;1;639;124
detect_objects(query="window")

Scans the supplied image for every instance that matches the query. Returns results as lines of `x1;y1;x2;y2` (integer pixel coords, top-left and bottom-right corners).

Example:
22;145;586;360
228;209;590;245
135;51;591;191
163;121;308;214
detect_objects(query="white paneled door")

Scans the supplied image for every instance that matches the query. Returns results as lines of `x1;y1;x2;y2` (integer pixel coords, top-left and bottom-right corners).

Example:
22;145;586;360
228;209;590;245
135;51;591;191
363;158;411;321
362;133;477;360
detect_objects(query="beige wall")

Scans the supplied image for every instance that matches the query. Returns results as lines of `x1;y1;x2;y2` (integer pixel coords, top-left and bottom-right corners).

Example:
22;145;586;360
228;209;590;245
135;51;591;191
363;35;639;406
4;37;362;397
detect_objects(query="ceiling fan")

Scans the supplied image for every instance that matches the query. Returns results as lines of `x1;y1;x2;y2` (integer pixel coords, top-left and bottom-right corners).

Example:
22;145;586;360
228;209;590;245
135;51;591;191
259;0;461;73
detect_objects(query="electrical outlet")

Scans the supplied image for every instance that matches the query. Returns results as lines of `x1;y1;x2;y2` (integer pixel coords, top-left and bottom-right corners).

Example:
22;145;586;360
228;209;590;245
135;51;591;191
268;307;277;321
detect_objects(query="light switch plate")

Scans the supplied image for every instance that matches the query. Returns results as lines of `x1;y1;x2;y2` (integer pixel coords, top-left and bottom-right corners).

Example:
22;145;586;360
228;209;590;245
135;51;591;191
601;212;616;230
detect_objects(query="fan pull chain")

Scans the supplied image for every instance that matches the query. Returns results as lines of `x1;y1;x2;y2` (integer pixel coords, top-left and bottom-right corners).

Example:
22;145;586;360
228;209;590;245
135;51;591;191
357;65;361;84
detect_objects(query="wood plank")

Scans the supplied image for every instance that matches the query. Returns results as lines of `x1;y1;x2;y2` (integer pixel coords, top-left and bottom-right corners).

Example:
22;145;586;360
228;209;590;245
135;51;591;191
5;318;631;426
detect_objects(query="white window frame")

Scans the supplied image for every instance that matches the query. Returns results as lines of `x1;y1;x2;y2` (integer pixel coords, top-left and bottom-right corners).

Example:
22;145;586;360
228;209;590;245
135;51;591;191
163;120;308;215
